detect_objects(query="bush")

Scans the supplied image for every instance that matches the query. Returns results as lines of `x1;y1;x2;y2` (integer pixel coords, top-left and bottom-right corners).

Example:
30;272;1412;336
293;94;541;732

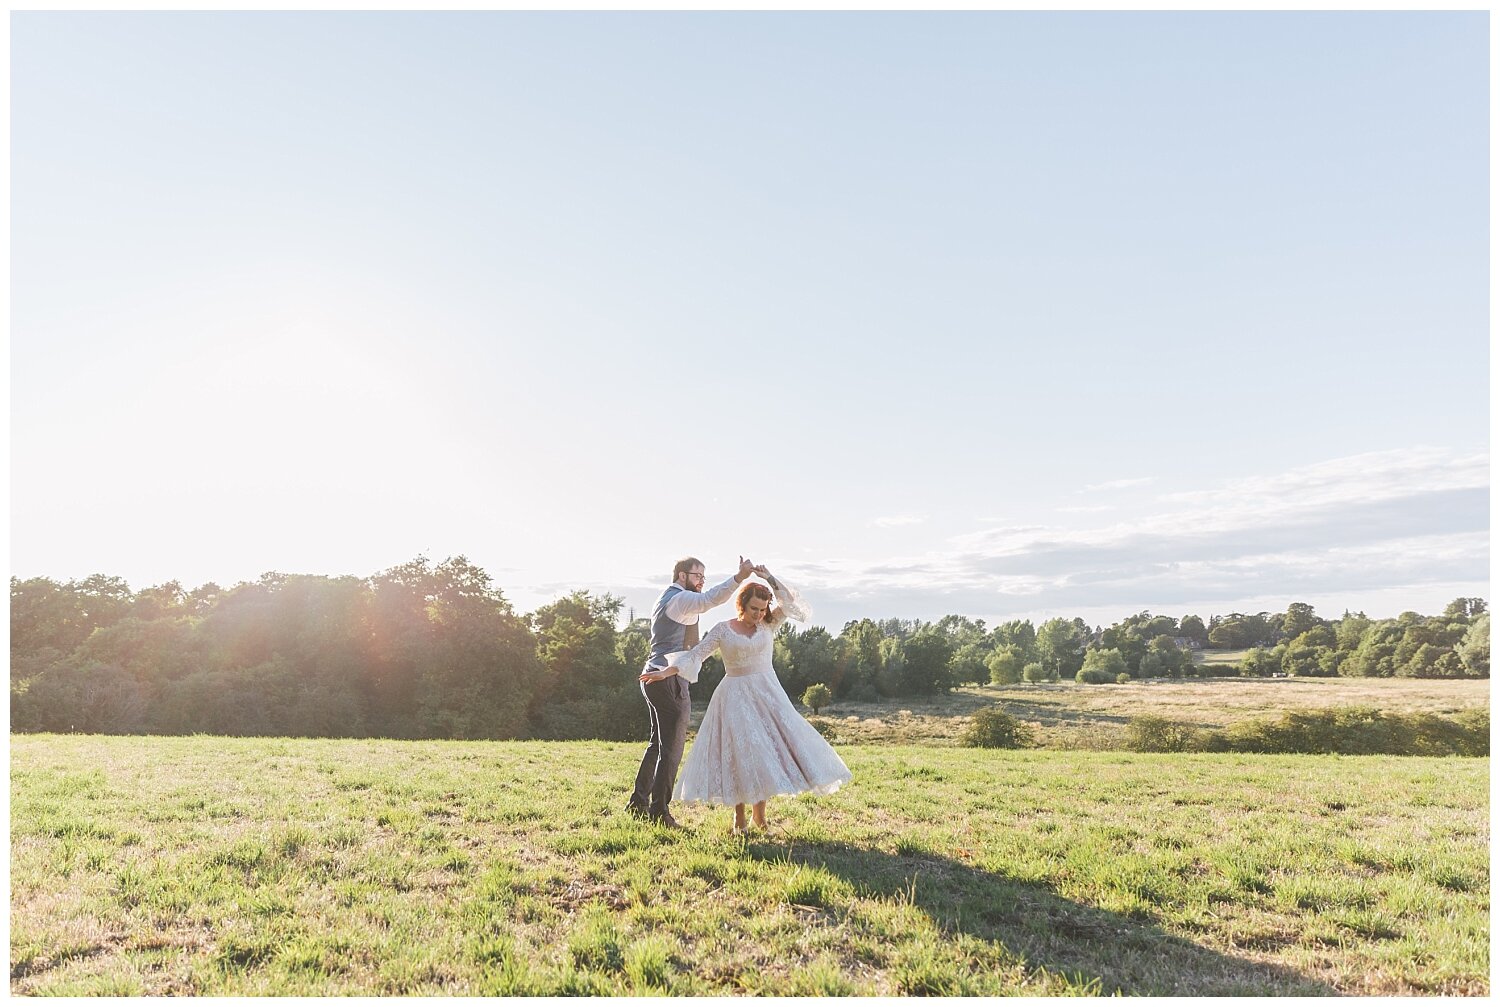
960;706;1035;749
1022;662;1050;683
1191;663;1242;678
1115;672;1132;684
1209;706;1488;756
1077;648;1127;684
1124;715;1206;753
1451;707;1489;755
801;683;832;715
987;647;1024;685
809;718;840;741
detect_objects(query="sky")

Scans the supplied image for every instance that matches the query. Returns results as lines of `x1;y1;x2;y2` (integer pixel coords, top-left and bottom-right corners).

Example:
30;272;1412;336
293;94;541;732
10;11;1490;633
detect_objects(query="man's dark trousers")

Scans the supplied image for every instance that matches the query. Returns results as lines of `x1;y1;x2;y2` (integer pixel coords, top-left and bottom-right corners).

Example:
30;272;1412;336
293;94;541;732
631;675;690;817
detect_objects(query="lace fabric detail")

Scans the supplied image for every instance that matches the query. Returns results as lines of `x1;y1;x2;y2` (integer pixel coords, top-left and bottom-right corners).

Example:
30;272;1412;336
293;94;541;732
671;616;851;806
764;574;811;627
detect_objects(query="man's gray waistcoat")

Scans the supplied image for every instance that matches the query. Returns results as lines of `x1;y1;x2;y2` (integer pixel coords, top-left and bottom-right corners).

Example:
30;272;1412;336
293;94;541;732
647;585;692;669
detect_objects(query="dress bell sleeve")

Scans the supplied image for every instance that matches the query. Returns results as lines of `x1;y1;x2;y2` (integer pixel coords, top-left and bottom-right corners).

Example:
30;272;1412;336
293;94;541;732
665;622;725;684
765;574;812;626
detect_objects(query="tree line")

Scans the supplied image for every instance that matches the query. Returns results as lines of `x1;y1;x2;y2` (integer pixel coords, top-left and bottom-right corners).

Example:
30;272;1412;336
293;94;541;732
8;557;1489;739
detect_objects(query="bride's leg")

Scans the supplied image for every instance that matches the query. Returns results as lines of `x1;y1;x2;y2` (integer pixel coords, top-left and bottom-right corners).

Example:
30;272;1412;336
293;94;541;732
733;803;748;833
752;800;768;830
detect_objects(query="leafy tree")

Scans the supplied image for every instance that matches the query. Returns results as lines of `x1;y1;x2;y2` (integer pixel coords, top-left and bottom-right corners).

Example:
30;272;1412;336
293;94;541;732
1444;597;1487;621
948;640;991;687
1241;646;1280;677
987;645;1024;685
1177;614;1208;647
990;619;1037;663
1334;611;1372;651
1208;612;1279;649
10;577;90;658
1077;648;1127;684
801;683;832;715
835;619;885;698
529;591;635;740
1282;602;1321;640
776;625;838;698
1145;635;1191;677
1282;634;1329;677
134;581;188;621
1021;662;1050;683
900;624;956;694
1036;618;1086;679
76;616;203;685
1456;614;1489;677
1343;621;1402;677
615;617;651;677
875;637;905;696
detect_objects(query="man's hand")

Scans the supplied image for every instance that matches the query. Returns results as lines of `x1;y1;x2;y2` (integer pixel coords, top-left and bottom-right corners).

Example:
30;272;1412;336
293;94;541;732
754;564;771;579
640;667;678;683
735;556;754;582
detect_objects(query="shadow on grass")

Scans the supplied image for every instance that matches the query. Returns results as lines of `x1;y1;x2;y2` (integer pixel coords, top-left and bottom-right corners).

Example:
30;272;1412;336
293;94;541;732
738;838;1335;996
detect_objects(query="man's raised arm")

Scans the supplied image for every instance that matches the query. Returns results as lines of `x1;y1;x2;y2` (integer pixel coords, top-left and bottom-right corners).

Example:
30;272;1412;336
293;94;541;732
664;556;754;621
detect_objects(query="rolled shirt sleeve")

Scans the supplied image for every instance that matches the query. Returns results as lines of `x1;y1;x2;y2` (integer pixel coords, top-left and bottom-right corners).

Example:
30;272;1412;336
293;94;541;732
663;576;739;624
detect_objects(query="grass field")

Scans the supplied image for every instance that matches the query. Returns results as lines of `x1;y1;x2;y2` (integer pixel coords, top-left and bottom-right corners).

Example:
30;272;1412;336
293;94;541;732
801;676;1490;748
1195;648;1251;668
10;733;1488;996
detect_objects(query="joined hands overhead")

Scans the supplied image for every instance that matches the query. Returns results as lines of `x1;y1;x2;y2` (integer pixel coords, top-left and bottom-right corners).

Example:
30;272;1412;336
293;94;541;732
641;557;773;683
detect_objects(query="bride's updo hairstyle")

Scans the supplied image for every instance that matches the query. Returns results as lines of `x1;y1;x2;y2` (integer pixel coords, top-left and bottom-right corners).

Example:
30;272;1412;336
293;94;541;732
736;582;783;625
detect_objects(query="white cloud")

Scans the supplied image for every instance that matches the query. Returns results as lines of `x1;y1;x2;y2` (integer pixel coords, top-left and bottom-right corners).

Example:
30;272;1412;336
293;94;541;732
776;447;1489;626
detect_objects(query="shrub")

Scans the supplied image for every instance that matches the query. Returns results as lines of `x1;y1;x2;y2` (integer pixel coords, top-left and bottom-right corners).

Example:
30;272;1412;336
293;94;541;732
1115;672;1132;684
1124;715;1206;753
1022;662;1049;683
1451;708;1490;756
960;706;1035;749
809;718;840;741
987;647;1024;685
801;684;832;715
1077;648;1127;684
1211;706;1489;756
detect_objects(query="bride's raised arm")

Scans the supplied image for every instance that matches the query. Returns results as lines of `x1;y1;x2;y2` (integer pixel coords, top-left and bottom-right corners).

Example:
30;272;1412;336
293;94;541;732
659;621;728;684
757;567;812;626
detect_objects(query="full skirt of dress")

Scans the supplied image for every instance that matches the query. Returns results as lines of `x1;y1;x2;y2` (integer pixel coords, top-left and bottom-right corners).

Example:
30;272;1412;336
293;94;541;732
675;670;852;806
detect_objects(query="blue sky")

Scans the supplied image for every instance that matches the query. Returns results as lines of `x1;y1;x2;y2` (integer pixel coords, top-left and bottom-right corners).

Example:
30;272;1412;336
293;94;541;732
11;12;1489;631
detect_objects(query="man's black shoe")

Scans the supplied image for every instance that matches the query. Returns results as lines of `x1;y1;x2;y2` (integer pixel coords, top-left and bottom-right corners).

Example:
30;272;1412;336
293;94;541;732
625;800;650;819
650;811;684;830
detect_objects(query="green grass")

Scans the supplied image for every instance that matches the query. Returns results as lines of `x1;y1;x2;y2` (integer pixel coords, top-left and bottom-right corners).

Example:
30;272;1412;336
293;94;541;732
10;734;1489;995
1195;648;1252;667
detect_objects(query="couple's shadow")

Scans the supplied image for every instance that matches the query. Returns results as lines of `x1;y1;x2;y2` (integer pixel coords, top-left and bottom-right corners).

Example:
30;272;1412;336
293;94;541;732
727;835;1334;996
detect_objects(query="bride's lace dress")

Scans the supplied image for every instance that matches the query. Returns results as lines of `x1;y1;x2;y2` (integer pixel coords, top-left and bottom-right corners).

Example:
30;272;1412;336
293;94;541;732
667;581;851;807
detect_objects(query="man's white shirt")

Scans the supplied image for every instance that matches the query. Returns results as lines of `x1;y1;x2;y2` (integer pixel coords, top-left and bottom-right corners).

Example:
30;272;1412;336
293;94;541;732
664;576;738;625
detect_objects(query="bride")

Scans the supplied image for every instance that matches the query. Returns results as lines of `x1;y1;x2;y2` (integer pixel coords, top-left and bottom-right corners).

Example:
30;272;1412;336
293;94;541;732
639;565;851;834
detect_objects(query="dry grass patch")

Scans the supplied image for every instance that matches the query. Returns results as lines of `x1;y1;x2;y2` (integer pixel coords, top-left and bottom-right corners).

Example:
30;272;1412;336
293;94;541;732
803;677;1488;748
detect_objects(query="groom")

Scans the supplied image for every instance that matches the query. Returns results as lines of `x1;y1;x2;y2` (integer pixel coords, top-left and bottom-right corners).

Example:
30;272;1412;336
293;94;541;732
627;554;753;827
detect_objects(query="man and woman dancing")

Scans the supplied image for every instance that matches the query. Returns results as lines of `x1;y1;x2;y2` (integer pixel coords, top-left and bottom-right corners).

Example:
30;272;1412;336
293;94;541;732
626;555;850;834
